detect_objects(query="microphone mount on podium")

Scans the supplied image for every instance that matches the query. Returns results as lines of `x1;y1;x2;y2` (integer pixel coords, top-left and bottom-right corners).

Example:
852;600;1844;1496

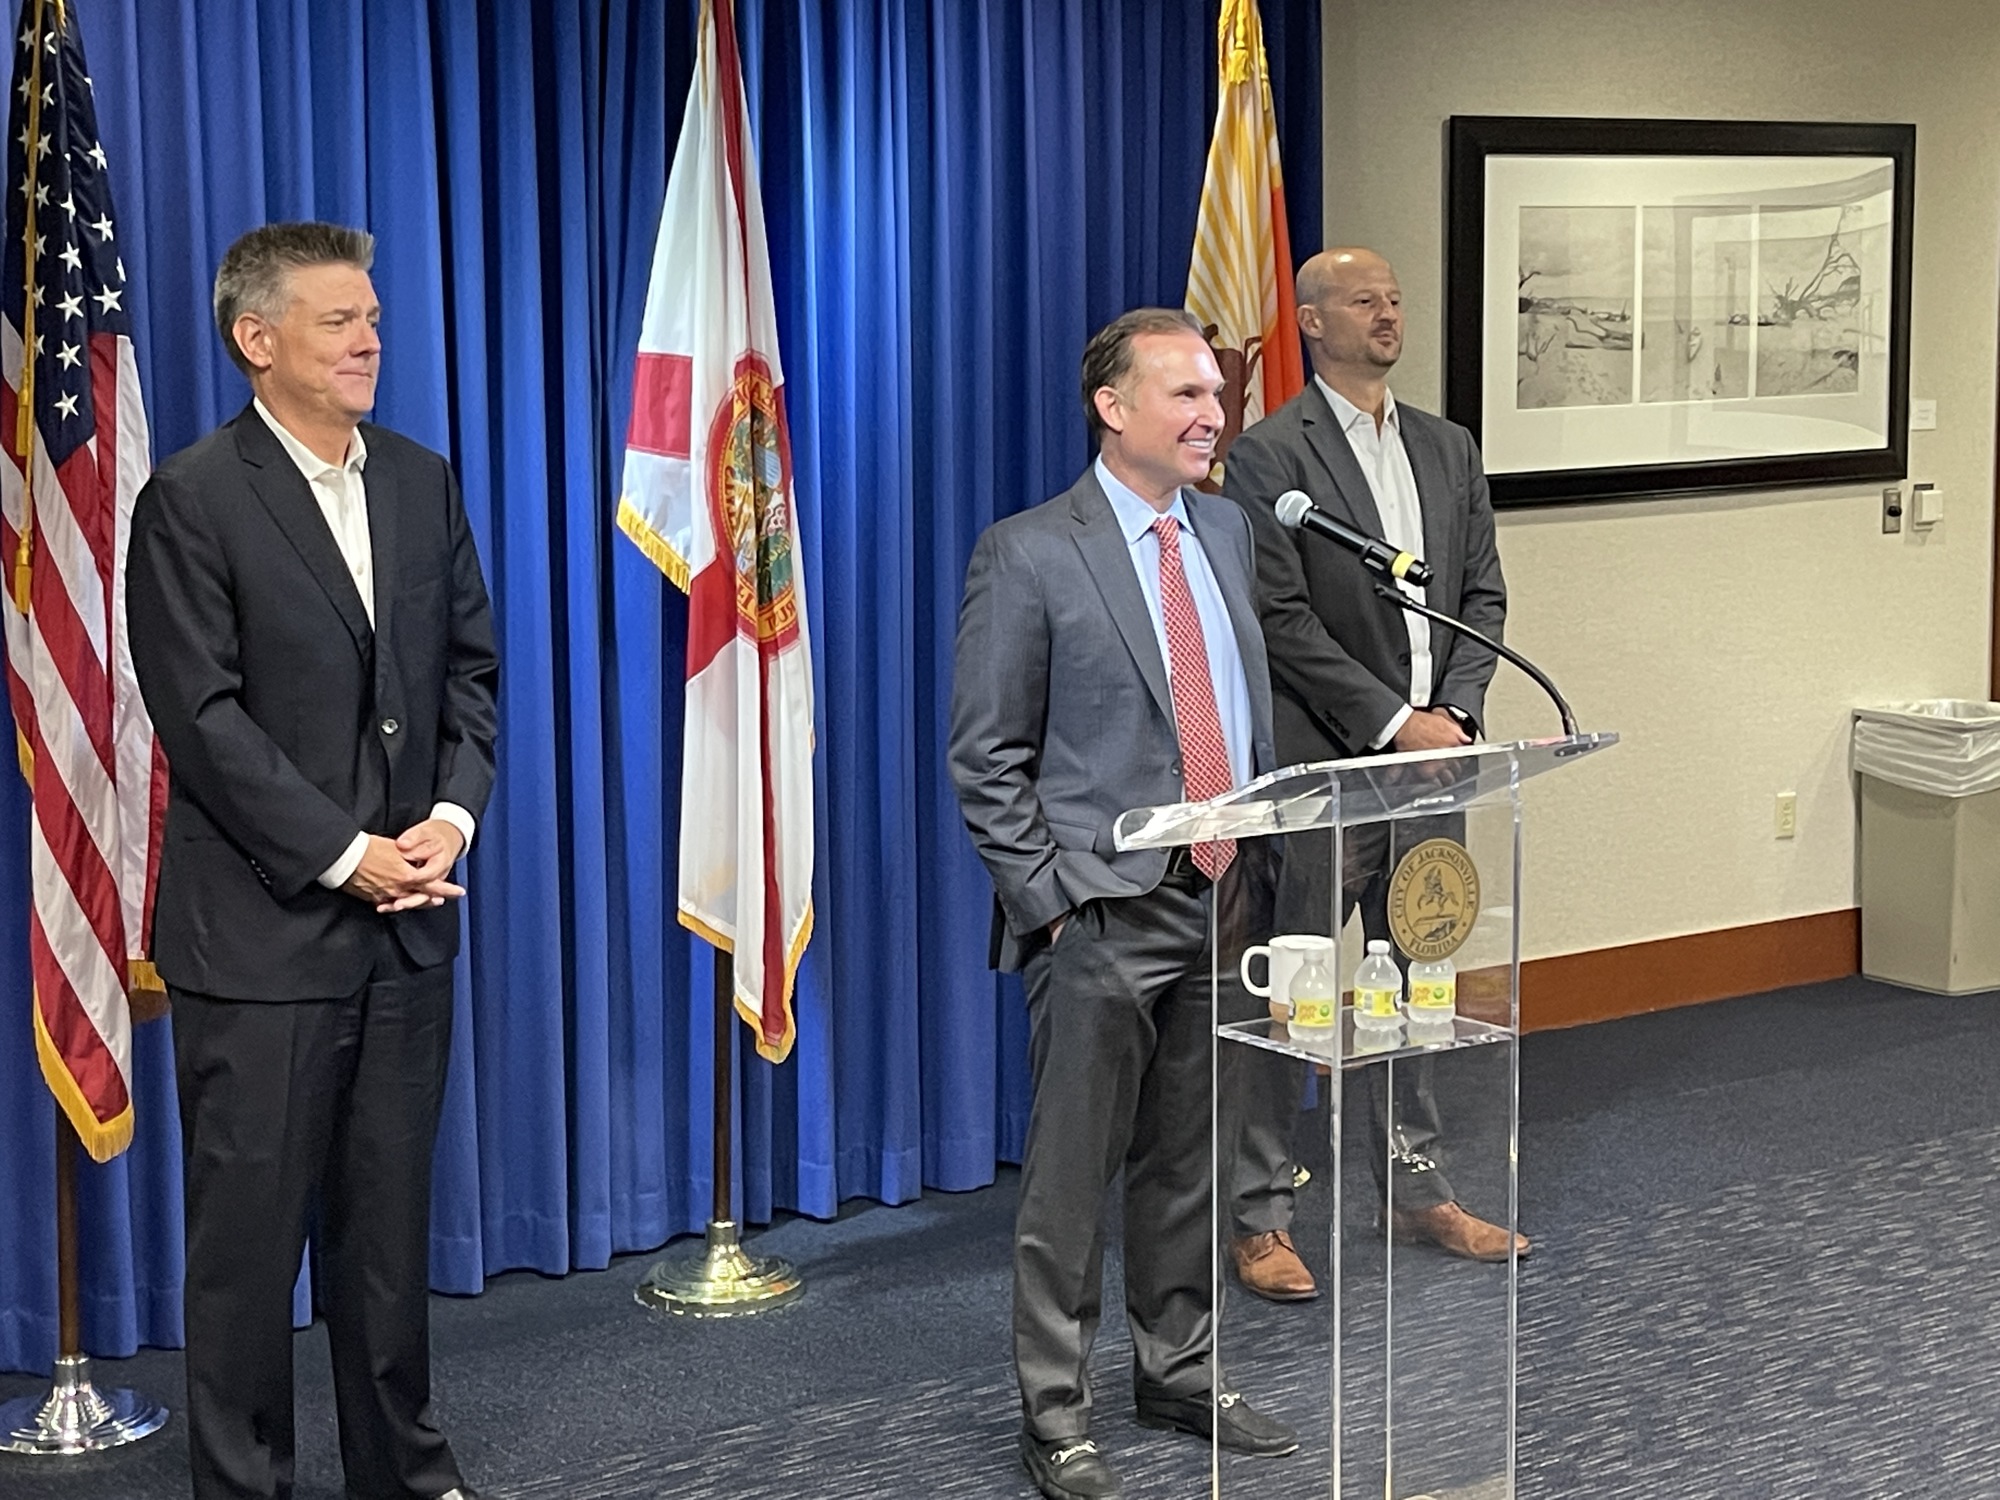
1269;486;1577;736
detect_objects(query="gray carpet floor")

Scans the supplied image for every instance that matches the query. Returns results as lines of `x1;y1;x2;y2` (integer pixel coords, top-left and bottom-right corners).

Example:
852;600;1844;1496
4;975;1999;1498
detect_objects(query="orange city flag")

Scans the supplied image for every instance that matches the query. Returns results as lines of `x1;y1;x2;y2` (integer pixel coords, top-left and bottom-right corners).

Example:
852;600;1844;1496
0;9;163;1162
1186;0;1305;466
618;0;815;1064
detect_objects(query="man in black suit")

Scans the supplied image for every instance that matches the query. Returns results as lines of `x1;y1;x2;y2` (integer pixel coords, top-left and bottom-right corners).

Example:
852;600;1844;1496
126;222;497;1500
1221;247;1525;1299
950;309;1296;1500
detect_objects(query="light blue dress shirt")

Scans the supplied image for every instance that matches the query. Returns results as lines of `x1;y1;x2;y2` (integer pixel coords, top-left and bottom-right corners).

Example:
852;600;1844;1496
1094;457;1254;790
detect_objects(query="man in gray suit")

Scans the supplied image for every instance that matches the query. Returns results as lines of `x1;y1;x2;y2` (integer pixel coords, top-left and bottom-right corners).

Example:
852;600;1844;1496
951;308;1297;1500
1221;247;1527;1300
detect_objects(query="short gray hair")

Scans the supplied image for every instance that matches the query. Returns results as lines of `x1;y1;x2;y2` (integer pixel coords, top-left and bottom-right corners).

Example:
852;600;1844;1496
213;221;376;376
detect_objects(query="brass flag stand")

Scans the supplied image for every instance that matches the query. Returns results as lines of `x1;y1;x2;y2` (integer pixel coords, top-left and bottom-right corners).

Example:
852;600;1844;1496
635;948;803;1317
0;1120;167;1455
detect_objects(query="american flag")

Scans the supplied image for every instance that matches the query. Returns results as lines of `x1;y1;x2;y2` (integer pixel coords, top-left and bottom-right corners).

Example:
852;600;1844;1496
0;5;161;1163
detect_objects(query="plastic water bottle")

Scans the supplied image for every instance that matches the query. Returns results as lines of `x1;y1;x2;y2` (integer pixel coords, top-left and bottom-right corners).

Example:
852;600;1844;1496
1406;955;1457;1043
1351;940;1404;1052
1286;950;1340;1047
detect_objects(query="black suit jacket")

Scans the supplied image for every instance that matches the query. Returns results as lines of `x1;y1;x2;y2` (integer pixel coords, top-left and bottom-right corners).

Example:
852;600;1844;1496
126;405;499;1000
1222;382;1506;764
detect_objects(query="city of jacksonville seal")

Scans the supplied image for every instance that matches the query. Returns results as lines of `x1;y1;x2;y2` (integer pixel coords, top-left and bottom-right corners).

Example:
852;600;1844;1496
1387;839;1481;961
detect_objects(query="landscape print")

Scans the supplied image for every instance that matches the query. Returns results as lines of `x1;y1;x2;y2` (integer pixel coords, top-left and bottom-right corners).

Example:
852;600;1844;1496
1516;205;1635;409
1639;206;1752;402
1755;202;1881;396
1517;194;1885;410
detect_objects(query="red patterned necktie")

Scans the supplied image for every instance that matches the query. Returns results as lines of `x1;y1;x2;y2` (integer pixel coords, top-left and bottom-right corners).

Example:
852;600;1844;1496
1152;515;1235;879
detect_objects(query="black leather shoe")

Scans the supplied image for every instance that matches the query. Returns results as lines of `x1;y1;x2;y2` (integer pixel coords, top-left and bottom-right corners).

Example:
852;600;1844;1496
1134;1388;1299;1456
1019;1431;1124;1499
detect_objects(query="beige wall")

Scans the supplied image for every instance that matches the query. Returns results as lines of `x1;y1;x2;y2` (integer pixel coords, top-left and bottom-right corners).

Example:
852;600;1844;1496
1319;0;2000;957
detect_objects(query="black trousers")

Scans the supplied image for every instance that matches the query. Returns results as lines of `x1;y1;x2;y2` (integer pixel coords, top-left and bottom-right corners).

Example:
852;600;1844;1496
173;947;462;1500
1228;818;1457;1237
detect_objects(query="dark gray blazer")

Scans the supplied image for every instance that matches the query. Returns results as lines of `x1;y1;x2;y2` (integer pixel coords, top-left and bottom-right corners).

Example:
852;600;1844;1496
948;467;1277;971
1223;382;1506;764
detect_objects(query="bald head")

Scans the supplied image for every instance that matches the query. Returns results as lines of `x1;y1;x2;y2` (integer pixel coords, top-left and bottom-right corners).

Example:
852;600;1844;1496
1295;246;1403;394
1296;247;1396;308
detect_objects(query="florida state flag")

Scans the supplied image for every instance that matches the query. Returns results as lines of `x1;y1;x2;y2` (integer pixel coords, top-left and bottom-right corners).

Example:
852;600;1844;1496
619;0;814;1063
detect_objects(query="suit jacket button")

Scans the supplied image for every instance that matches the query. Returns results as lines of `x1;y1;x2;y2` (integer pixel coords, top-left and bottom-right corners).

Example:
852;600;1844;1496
380;717;400;736
1170;759;1183;776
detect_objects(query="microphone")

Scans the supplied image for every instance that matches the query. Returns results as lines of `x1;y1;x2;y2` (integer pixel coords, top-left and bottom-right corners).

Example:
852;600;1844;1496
1275;489;1433;588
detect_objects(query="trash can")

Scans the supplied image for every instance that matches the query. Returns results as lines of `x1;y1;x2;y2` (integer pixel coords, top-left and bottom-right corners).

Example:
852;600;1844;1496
1852;699;2000;994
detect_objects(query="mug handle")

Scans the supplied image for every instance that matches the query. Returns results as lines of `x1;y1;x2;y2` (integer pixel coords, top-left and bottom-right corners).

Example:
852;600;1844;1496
1240;944;1271;998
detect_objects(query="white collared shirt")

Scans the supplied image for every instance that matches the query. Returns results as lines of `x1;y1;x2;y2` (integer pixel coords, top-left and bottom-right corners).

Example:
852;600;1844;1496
1094;457;1254;790
1315;376;1432;748
255;397;374;625
252;400;477;888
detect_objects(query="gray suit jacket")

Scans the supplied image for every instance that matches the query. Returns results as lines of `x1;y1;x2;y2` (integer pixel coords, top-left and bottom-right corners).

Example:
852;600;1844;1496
949;467;1277;971
1222;383;1506;764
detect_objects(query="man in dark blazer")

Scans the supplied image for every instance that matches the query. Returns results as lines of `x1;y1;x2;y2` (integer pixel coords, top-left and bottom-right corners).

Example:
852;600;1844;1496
126;223;497;1500
950;308;1295;1500
1221;247;1524;1300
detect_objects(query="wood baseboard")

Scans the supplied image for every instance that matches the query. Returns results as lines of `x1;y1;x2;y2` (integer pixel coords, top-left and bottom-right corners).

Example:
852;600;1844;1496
1518;908;1860;1032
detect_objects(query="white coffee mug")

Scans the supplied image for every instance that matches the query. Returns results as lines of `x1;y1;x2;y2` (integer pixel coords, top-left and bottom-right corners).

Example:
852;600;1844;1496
1240;934;1338;1021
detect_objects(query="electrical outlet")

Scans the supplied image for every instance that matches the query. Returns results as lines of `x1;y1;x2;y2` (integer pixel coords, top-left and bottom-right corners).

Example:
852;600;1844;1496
1775;792;1797;839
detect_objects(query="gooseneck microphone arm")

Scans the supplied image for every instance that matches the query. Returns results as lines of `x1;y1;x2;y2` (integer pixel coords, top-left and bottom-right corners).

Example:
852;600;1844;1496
1368;583;1578;738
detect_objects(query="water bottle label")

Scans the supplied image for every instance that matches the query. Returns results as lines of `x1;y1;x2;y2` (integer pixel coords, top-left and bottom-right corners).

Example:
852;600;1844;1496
1355;985;1399;1019
1410;980;1456;1011
1289;994;1336;1029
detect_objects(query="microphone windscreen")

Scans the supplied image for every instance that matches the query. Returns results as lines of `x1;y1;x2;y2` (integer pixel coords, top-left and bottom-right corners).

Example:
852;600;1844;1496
1275;490;1313;529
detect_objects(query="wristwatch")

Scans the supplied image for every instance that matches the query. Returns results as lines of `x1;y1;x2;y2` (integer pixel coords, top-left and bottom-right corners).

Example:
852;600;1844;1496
1437;702;1481;739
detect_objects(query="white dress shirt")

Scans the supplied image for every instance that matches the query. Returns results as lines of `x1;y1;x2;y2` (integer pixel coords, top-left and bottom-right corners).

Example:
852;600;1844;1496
1095;457;1254;790
1316;377;1432;748
251;400;476;888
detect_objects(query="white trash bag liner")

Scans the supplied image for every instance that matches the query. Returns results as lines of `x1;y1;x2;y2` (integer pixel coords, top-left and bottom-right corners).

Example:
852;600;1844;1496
1852;700;2000;798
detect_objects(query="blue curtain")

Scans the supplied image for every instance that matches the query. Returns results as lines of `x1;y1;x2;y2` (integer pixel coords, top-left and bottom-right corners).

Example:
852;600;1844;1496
0;0;1320;1374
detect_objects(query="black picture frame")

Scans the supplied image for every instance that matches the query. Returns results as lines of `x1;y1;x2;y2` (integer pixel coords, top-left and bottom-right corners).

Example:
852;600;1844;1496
1445;116;1916;507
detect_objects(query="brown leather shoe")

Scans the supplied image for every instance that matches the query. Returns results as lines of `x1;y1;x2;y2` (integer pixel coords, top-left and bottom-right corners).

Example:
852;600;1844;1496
1230;1230;1318;1301
1388;1202;1530;1263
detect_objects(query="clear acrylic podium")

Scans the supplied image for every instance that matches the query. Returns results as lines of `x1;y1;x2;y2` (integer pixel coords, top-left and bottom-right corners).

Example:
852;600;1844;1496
1114;734;1617;1499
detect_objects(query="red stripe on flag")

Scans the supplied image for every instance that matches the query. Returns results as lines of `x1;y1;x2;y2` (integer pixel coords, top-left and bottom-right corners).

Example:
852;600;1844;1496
30;716;129;979
1265;186;1304;404
686;562;736;682
627;352;694;459
25;478;117;779
712;0;751;239
85;331;119;601
0;378;18;478
2;611;34;746
756;649;786;1050
142;733;166;955
29;908;129;1124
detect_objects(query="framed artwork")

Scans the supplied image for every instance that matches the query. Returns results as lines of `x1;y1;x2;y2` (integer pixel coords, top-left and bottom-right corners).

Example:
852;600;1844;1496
1445;116;1915;507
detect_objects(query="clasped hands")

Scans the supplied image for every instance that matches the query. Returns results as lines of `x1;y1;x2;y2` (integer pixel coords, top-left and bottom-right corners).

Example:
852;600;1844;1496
340;818;467;913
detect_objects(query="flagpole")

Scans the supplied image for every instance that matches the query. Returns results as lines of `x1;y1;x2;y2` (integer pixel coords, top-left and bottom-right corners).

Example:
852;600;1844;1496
0;1117;166;1455
634;943;804;1317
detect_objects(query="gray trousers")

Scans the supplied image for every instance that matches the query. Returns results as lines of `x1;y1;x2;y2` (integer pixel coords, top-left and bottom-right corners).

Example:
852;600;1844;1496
1228;818;1457;1237
1013;856;1269;1441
